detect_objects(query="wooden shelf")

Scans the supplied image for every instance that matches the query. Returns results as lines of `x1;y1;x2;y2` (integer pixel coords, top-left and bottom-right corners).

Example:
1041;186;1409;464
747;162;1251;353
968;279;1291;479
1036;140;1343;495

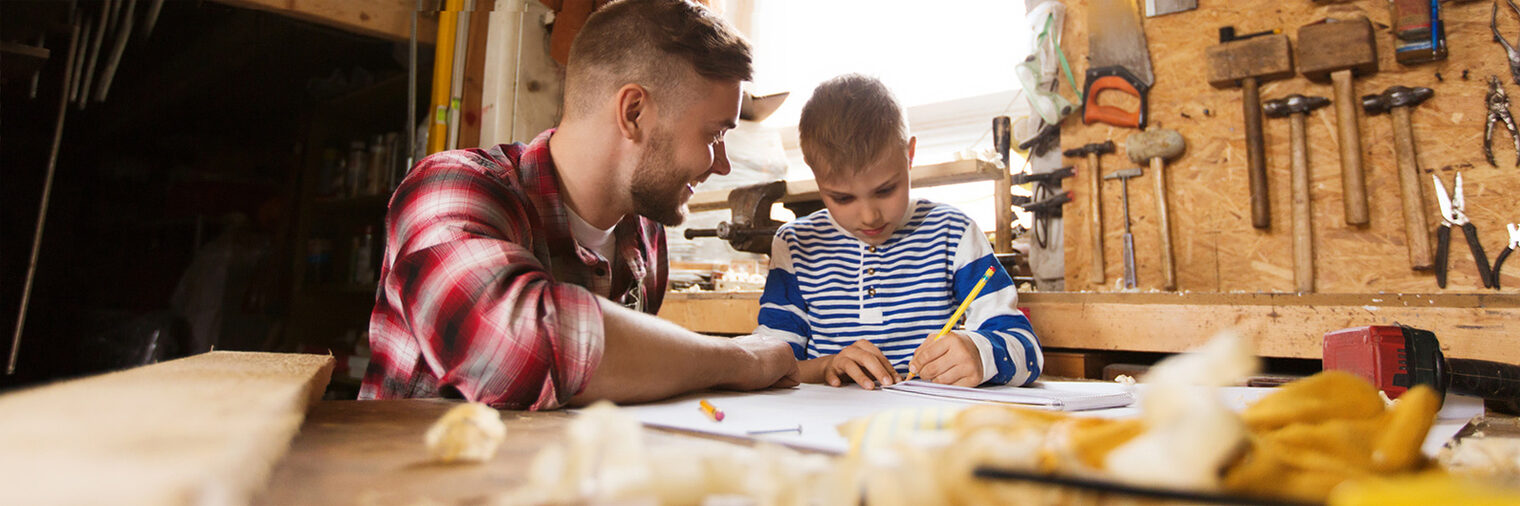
657;291;1520;364
686;158;1002;213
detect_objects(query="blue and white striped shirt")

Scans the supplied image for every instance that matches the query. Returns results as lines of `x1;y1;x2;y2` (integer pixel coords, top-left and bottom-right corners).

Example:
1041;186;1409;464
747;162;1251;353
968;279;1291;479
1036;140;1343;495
755;199;1042;386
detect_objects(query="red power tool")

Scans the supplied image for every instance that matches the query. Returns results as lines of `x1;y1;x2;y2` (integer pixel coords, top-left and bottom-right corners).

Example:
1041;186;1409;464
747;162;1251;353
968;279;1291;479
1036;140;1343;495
1323;325;1520;415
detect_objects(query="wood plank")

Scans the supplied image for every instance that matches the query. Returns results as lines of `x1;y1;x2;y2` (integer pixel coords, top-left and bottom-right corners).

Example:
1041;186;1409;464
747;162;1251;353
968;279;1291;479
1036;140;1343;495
0;352;335;505
1059;0;1520;294
688;158;1002;213
658;291;1520;363
213;0;438;43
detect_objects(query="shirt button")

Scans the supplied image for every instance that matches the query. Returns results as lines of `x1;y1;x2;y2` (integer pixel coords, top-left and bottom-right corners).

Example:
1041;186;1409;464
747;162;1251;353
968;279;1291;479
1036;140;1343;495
866;268;875;275
595;268;608;277
867;288;876;297
868;246;877;253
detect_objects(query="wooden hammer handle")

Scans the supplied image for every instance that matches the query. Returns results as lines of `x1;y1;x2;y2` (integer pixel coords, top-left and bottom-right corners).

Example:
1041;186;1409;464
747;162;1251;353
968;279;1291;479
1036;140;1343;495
1334;70;1370;227
1152;157;1176;291
1291;112;1315;293
1243;76;1270;229
1392;106;1434;271
1088;153;1105;285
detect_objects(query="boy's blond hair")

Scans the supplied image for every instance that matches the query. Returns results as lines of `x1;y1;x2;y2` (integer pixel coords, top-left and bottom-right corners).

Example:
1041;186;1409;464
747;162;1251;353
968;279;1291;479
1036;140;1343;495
797;74;911;181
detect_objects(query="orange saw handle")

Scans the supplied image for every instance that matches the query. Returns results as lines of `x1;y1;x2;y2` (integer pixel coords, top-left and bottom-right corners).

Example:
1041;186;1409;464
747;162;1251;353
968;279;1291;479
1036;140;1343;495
1082;66;1149;129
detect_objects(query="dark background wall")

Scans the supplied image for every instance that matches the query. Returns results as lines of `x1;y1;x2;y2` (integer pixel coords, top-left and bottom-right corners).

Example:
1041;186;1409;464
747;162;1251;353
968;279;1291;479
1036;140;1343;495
2;1;412;389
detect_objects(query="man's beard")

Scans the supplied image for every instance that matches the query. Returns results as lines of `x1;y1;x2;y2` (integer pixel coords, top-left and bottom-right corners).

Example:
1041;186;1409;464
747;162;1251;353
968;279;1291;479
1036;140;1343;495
629;132;690;227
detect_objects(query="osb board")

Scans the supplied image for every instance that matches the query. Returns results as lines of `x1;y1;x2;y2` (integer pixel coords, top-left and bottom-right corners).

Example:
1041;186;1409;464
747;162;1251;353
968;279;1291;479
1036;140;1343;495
0;352;334;505
1060;0;1520;294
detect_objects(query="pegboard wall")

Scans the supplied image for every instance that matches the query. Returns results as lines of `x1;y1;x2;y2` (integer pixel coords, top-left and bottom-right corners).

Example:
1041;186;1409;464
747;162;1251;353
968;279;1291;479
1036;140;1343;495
1059;0;1520;294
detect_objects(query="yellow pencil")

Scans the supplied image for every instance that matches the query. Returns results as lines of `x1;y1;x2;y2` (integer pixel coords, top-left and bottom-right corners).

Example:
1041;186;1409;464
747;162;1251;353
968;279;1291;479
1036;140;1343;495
904;266;997;382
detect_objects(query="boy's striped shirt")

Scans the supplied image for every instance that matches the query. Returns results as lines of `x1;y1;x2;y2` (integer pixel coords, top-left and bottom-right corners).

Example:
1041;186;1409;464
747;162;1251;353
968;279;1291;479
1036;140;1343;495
756;199;1043;386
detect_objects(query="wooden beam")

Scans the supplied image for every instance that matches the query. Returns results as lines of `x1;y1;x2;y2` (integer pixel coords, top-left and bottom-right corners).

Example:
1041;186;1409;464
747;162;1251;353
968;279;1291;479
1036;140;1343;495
658;292;1520;364
213;0;438;43
0;352;334;505
1019;293;1520;363
688;158;1002;213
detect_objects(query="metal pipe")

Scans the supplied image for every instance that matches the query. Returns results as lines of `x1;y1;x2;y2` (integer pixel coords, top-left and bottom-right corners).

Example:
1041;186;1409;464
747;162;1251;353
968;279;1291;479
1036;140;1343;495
407;0;419;171
11;18;84;375
95;0;137;102
77;0;111;109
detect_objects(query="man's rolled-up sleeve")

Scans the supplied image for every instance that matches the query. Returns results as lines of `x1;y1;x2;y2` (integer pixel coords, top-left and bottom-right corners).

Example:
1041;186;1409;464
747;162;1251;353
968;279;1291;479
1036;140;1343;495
385;161;604;410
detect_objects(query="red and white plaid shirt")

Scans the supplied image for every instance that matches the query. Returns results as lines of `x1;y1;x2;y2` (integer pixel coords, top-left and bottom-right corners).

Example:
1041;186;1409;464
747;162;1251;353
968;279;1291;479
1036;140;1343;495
359;129;668;410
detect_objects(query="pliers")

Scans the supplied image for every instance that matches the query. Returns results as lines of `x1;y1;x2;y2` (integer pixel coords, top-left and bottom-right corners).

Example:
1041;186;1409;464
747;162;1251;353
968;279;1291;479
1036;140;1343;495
1494;223;1520;289
1486;75;1520;167
1494;0;1520;86
1433;173;1493;289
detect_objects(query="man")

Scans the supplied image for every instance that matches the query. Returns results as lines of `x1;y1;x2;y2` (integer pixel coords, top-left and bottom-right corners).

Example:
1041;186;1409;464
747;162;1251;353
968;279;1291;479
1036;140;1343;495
359;0;799;410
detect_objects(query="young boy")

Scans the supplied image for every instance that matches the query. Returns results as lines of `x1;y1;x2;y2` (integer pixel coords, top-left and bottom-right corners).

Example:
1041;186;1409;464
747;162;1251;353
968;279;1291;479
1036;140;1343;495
755;74;1042;389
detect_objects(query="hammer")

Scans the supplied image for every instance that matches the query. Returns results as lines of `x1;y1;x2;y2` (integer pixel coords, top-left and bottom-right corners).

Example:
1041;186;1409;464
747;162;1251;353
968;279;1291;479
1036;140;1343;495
1265;94;1332;293
1363;86;1436;271
1298;17;1379;227
1207;29;1294;230
1064;141;1117;285
1103;167;1144;290
1125;129;1185;291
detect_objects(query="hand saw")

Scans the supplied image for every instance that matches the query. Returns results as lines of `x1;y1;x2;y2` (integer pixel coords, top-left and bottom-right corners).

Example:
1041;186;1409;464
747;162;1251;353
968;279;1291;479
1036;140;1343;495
1084;0;1154;129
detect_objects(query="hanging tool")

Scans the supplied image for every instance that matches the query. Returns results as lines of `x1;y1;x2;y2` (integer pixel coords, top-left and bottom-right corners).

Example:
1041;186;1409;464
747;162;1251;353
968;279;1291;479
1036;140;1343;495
1299;16;1378;228
1083;0;1154;129
1103;168;1143;290
1145;0;1196;18
1125;129;1185;291
1363;86;1436;272
1324;325;1520;415
1432;173;1493;289
1206;28;1294;230
1265;94;1332;293
1493;0;1520;85
1485;75;1520;167
1494;223;1519;289
1064;141;1116;285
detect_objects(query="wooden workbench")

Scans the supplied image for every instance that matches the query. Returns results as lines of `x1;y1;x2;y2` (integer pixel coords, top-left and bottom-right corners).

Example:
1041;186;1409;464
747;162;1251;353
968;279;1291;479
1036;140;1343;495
256;400;756;505
658;291;1520;365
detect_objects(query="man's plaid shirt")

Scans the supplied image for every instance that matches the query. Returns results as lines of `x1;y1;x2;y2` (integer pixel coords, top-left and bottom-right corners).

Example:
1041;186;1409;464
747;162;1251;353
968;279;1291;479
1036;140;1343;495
359;130;668;410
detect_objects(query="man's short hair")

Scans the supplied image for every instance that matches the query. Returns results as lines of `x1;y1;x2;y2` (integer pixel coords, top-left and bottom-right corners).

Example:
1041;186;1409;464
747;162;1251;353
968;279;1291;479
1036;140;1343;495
797;74;911;181
564;0;752;118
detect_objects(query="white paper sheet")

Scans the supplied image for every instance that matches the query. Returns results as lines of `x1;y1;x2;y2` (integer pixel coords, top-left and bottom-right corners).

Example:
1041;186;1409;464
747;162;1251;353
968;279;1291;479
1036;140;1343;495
612;383;1480;457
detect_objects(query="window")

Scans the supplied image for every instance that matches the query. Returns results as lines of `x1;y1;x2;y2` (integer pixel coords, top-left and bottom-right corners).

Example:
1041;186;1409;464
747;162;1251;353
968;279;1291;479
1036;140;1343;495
724;0;1036;231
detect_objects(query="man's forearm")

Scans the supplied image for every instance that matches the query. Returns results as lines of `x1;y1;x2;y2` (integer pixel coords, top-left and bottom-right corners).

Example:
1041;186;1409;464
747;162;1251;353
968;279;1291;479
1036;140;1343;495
569;298;746;406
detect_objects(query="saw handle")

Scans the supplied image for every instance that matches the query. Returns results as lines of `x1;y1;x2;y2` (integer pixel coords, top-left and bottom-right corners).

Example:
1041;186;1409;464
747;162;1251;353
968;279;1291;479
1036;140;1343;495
1082;66;1149;129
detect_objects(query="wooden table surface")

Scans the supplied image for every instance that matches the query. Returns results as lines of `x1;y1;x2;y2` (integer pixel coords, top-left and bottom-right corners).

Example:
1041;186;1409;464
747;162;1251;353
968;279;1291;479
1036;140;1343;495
257;399;750;505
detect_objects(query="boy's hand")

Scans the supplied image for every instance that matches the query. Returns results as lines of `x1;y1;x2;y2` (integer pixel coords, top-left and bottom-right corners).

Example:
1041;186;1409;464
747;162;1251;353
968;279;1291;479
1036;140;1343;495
907;331;983;387
822;340;901;389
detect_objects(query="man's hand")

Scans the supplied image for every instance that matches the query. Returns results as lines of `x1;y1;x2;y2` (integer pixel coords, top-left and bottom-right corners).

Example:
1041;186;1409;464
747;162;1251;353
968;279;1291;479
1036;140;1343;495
817;340;901;389
907;331;983;387
715;334;801;391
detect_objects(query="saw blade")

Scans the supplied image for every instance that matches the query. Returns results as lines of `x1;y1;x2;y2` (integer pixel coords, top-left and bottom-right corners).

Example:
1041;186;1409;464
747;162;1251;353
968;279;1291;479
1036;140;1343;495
1088;0;1154;86
1145;0;1197;17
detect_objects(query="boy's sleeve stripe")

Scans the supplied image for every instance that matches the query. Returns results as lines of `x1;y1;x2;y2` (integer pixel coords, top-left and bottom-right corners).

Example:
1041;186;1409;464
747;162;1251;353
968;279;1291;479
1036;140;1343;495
976;314;1042;385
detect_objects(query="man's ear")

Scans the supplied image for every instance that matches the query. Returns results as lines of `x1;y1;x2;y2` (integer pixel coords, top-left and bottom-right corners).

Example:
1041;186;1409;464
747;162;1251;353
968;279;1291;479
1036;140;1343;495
614;83;649;141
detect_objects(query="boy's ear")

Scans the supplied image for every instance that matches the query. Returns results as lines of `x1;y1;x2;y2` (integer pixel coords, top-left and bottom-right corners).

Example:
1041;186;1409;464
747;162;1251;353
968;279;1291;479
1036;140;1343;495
614;83;649;141
907;136;918;166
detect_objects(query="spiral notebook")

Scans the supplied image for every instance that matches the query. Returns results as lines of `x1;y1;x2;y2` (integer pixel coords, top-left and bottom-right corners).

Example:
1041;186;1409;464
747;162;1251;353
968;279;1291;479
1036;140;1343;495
882;380;1136;411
